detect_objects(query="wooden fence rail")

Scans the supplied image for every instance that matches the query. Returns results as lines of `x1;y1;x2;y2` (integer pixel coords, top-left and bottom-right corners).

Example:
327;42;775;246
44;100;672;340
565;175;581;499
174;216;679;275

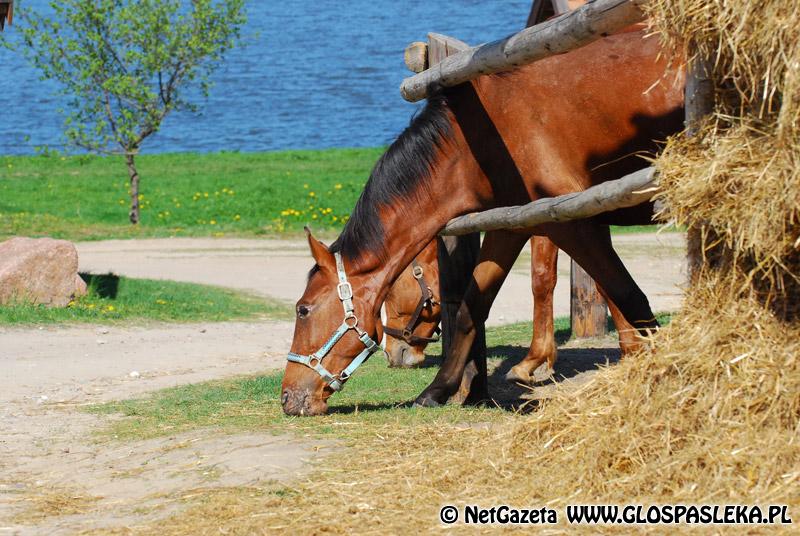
400;0;648;102
440;166;657;236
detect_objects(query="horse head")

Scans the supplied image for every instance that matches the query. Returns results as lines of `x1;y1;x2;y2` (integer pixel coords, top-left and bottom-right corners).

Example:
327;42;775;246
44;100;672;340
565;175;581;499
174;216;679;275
382;239;441;368
281;228;384;416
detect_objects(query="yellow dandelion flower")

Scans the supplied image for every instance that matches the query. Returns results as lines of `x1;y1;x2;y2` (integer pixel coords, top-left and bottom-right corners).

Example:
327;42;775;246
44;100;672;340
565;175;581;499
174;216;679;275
203;192;209;198
334;184;342;190
309;191;316;197
156;299;167;305
210;219;217;225
234;214;241;221
106;305;115;311
303;184;309;189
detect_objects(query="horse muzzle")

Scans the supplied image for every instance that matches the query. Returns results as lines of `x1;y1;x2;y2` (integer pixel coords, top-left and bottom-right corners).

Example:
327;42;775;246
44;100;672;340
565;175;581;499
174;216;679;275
281;388;329;416
385;339;426;368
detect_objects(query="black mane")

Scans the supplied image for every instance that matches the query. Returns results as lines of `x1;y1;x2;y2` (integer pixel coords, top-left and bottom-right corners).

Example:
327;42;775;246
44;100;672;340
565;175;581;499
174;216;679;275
329;90;453;262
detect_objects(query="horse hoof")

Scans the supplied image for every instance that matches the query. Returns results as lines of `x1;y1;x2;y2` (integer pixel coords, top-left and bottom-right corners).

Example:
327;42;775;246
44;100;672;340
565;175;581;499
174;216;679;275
413;392;446;408
505;366;532;384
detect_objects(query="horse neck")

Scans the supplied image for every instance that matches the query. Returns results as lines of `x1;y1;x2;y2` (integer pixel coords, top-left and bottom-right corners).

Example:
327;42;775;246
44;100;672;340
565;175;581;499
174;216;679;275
352;143;484;315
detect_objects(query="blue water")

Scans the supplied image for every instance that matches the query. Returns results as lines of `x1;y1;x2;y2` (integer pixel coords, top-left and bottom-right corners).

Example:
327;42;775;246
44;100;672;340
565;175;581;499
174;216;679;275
0;0;530;155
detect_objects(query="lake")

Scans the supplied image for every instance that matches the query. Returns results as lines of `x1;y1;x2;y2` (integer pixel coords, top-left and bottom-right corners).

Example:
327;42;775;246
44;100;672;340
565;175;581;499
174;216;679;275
0;0;531;155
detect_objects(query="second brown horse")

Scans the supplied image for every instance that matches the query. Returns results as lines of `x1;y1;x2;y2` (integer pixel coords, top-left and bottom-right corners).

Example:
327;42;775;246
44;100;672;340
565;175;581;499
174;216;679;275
382;237;640;381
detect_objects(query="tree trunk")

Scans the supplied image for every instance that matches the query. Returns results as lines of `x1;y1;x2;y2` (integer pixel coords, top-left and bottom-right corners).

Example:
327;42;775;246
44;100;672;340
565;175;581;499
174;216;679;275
125;153;141;225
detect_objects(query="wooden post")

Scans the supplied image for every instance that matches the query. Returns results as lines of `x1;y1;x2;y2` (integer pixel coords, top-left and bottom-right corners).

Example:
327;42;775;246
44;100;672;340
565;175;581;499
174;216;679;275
684;45;715;282
0;1;13;31
525;0;609;340
425;34;487;403
570;259;607;337
437;235;487;403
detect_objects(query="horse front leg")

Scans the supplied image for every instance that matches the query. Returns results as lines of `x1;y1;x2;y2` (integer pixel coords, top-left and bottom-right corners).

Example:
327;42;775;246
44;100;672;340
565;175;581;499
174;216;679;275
415;230;529;407
506;235;559;384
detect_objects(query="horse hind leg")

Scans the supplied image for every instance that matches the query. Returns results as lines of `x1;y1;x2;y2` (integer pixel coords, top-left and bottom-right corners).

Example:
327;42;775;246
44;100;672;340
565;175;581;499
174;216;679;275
506;236;559;384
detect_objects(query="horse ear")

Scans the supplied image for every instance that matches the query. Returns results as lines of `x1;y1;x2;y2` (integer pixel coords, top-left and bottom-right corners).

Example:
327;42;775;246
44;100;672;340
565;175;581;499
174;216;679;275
305;226;335;272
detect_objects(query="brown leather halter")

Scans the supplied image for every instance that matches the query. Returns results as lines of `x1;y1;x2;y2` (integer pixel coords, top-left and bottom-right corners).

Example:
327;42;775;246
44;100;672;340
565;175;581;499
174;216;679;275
384;260;441;345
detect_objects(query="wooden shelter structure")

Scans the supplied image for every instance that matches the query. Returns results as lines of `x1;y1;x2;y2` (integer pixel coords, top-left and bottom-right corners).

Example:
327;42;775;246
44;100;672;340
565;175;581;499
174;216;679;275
399;0;713;397
0;0;13;30
404;0;613;347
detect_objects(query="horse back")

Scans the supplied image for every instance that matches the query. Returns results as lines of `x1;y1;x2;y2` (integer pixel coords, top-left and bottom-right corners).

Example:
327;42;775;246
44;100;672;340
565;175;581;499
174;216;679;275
453;29;684;215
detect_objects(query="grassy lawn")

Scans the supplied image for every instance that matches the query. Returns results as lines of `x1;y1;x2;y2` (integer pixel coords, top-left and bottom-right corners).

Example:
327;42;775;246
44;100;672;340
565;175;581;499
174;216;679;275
0;150;669;242
90;313;671;441
0;274;291;325
0;149;381;241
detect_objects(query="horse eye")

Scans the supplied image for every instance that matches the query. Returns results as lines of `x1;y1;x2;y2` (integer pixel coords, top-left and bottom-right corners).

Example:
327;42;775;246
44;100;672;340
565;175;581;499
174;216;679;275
297;304;311;318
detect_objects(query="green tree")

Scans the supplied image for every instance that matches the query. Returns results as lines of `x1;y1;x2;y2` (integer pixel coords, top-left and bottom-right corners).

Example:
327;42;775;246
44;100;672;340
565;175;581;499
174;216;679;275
14;0;246;224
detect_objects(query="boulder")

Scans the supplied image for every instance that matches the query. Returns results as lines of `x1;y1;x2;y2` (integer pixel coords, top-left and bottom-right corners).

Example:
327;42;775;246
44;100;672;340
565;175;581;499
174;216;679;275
0;237;87;307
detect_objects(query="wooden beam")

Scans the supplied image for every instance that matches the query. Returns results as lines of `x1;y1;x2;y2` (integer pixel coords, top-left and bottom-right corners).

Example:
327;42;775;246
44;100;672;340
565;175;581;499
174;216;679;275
440;166;657;236
400;0;648;102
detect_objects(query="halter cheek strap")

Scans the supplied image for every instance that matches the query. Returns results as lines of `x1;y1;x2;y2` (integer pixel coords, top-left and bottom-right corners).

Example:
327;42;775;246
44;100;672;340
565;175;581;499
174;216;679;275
286;252;380;391
383;259;441;345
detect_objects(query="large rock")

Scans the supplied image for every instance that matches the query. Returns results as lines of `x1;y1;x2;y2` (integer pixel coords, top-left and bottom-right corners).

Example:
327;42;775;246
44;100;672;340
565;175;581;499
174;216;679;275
0;237;87;307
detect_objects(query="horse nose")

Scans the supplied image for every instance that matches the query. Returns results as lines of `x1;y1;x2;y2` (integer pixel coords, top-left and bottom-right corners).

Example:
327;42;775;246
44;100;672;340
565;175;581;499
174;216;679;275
387;341;425;368
281;388;328;416
281;389;305;415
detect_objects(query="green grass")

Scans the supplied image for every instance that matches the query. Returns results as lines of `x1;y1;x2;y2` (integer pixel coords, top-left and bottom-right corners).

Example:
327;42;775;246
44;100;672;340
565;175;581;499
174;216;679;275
0;150;669;241
0;274;291;325
90;313;672;441
0;149;382;241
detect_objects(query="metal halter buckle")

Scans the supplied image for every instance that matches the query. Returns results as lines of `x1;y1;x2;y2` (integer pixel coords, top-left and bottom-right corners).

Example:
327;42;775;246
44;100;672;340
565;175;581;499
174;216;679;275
337;281;353;301
412;265;424;279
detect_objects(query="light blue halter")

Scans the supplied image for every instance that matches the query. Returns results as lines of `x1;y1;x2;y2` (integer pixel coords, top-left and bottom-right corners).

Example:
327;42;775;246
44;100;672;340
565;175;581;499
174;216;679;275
286;252;380;391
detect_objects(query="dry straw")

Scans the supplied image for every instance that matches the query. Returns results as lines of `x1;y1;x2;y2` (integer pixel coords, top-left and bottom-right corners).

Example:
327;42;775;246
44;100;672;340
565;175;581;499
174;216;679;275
136;1;800;533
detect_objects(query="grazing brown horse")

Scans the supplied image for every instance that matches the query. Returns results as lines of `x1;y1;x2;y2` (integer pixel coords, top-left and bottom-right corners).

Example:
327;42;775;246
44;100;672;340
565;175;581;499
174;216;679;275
382;236;641;378
382;240;441;368
282;29;684;415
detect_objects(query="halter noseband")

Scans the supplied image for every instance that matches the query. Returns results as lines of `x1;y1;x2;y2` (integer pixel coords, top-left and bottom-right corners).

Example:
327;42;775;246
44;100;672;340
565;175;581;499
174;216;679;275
383;259;441;346
286;252;380;391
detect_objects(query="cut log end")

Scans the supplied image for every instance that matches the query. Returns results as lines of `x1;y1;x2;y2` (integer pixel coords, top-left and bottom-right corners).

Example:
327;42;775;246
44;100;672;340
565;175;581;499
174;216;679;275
404;41;428;73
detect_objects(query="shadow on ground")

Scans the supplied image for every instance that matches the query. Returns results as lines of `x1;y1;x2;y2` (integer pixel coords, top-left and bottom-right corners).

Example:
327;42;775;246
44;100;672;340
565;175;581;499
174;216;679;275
415;339;622;413
79;272;120;298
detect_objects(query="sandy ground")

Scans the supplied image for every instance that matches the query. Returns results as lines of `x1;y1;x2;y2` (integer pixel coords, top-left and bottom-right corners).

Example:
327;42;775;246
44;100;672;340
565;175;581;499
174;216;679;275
74;232;687;325
0;232;686;534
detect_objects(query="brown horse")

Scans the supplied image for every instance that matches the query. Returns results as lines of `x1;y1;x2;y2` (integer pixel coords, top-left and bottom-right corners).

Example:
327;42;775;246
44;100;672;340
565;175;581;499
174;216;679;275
382;240;441;368
282;29;684;415
382;236;641;378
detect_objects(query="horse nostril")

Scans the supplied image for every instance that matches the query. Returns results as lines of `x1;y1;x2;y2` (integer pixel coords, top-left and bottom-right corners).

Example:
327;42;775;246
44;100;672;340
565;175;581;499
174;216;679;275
281;391;290;405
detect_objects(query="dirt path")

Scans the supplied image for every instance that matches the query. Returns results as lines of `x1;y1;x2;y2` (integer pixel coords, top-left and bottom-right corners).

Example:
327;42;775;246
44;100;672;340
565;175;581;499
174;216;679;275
75;232;687;325
0;232;686;534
